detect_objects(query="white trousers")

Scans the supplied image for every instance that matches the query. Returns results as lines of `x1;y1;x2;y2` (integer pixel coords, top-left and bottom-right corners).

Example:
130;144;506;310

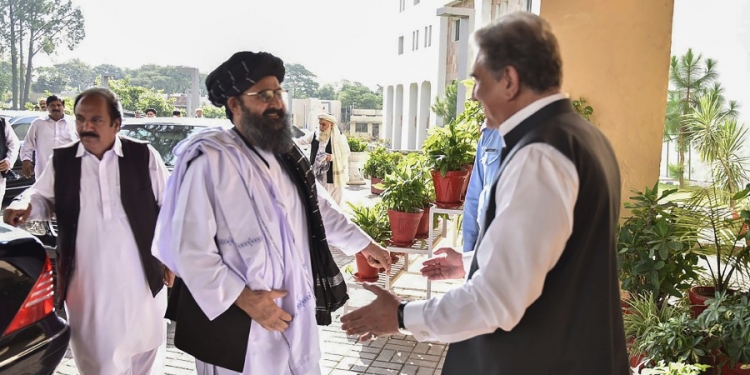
73;342;165;375
0;177;6;204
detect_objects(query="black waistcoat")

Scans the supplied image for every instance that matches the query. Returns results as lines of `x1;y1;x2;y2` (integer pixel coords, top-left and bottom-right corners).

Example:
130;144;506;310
53;136;164;308
309;133;333;183
441;99;629;375
0;118;8;174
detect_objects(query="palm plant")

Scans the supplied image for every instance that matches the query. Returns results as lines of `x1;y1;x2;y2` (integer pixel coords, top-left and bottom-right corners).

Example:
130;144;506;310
432;80;458;124
666;49;719;188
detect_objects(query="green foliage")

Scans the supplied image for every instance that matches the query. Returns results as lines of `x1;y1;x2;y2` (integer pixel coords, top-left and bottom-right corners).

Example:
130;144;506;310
347;136;368;152
422;116;476;176
681;185;750;293
571;96;594;122
618;183;701;304
337;80;382;109
698;293;750;368
107;78;175;117
347;202;391;246
624;293;687;360
201;106;226;119
638;312;708;365
432;80;458;123
380;163;429;214
33;58;95;93
316;84;337;100
283;63;319;99
362;147;402;179
641;360;710;375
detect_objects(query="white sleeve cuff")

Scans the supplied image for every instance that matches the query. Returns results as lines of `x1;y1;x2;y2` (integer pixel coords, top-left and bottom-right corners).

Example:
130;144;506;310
462;251;475;275
403;300;437;342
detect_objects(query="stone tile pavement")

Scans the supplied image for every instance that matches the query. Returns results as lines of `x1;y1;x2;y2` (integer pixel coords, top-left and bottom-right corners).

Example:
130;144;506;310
53;182;464;375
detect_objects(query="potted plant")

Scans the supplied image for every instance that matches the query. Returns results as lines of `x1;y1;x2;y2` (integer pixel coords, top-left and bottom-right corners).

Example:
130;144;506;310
640;361;710;375
422;117;476;208
380;165;427;247
618;183;701;308
682;185;750;316
624;293;687;370
698;292;750;375
347;136;369;185
347;202;391;282
363;147;401;195
637;312;709;367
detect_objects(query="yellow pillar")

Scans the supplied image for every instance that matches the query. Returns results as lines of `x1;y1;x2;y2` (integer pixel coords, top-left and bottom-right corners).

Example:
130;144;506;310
540;0;675;202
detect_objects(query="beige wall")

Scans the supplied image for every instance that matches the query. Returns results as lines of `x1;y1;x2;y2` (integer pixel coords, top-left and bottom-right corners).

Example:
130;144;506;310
445;0;474;84
540;0;674;202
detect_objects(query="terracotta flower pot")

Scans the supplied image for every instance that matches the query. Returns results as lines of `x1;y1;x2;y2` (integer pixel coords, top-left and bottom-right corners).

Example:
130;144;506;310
722;362;750;375
370;177;384;195
388;209;423;247
415;205;432;239
431;169;470;209
688;286;736;317
460;164;474;201
354;252;379;282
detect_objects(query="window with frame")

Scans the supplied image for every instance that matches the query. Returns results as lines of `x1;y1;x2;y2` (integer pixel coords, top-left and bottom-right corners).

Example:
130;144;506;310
398;36;404;55
414;0;419;4
526;0;533;12
453;19;461;41
355;123;368;133
399;0;405;12
426;25;432;47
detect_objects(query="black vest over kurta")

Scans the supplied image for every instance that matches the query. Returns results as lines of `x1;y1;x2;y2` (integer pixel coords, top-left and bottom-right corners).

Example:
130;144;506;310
309;133;333;183
441;99;629;374
0;118;8;169
52;136;164;308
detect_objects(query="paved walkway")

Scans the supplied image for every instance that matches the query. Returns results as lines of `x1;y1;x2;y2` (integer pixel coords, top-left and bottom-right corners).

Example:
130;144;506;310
54;182;463;375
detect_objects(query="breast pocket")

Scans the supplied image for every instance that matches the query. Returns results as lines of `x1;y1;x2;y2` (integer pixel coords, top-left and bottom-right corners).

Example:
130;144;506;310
480;148;501;184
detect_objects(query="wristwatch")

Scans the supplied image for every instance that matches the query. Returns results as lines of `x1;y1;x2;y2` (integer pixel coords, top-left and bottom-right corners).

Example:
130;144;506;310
397;301;411;335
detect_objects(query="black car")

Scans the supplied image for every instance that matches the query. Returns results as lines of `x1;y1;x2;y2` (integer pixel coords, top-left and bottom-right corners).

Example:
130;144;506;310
0;222;70;375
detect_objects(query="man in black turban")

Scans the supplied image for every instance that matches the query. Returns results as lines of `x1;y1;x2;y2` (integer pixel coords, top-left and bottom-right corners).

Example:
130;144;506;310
154;51;392;374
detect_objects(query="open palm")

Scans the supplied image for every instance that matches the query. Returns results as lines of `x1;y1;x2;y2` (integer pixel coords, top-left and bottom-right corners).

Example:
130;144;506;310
420;247;466;280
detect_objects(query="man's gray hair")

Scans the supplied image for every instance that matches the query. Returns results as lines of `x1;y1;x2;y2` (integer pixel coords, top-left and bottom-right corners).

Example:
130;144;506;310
474;12;562;93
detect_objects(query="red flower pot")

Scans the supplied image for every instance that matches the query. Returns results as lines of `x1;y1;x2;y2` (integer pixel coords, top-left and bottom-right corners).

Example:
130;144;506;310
431;169;470;209
370;178;384;195
388;209;423;247
460;164;473;201
722;362;750;375
415;205;432;239
689;286;736;317
354;252;379;282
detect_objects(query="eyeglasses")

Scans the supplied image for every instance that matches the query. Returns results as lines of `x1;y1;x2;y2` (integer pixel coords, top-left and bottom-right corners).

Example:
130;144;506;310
243;88;286;103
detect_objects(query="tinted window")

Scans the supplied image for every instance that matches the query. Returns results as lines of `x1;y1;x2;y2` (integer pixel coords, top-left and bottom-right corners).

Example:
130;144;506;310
12;122;31;140
120;124;205;166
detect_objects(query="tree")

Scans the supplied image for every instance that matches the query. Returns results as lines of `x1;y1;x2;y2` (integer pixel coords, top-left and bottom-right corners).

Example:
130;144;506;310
337;80;382;109
0;60;11;103
666;49;718;188
0;0;85;108
93;64;125;80
316;84;337;100
201;106;226;119
283;63;319;99
432;80;458;124
32;65;66;92
108;78;175;116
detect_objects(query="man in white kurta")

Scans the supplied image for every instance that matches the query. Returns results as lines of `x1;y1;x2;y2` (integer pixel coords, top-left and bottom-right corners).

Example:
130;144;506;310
20;94;78;178
153;51;391;375
6;89;171;375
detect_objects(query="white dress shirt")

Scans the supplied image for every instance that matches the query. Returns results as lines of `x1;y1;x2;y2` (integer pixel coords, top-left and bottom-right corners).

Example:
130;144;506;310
2;123;20;166
11;137;171;374
20;115;78;177
404;93;581;343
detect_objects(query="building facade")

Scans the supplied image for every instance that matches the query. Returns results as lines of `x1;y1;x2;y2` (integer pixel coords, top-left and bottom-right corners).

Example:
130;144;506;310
290;98;343;132
348;109;383;140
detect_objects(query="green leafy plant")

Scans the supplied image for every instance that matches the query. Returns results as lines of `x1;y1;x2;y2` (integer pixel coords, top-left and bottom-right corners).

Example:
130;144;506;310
698;292;750;369
362;147;402;179
638;312;708;365
380;164;429;214
624;293;687;361
641;360;710;375
422;118;476;176
572;96;594;122
347;202;391;246
347;136;368;152
618;183;701;304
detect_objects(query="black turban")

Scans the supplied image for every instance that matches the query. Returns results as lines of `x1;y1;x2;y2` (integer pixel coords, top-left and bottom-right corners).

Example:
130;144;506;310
205;51;285;107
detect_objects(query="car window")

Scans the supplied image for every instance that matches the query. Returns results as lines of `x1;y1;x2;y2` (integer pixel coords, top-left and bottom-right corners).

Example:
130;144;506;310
119;124;205;166
291;126;305;138
12;122;31;140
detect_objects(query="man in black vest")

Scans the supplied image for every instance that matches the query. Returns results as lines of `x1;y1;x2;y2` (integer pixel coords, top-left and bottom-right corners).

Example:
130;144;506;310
4;88;174;375
0;116;20;202
341;12;629;374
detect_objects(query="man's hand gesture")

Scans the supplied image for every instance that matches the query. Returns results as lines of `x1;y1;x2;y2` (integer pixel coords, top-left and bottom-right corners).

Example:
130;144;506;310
4;204;31;227
420;247;466;281
21;160;33;179
235;288;292;332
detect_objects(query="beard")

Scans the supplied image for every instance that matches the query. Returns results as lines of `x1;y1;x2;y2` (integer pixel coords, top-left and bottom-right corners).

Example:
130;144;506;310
318;127;332;144
236;103;293;154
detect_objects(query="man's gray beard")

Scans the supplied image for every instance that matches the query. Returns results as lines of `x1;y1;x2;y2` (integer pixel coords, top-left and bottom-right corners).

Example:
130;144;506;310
237;107;293;154
318;128;332;144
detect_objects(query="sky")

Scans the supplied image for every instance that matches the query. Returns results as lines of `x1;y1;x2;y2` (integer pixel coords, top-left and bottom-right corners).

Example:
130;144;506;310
35;0;393;88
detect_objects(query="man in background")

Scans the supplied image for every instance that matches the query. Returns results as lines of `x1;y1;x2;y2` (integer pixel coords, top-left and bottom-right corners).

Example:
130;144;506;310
21;95;78;178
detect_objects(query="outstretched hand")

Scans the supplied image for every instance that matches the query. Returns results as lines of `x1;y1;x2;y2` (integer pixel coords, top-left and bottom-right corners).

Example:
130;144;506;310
340;283;400;341
420;247;466;281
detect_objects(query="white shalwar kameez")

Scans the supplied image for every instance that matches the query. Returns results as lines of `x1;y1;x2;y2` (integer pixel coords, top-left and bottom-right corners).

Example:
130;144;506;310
155;128;371;375
13;138;170;375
